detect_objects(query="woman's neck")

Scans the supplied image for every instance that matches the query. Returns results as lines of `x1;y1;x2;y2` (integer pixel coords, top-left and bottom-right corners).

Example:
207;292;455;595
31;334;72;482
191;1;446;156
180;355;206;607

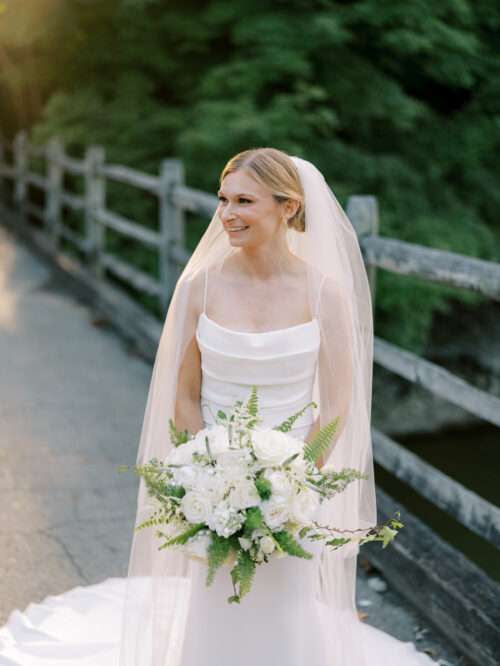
234;245;298;280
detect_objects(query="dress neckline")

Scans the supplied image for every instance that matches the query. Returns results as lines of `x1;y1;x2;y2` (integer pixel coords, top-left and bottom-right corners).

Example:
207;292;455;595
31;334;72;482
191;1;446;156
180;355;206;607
199;311;319;336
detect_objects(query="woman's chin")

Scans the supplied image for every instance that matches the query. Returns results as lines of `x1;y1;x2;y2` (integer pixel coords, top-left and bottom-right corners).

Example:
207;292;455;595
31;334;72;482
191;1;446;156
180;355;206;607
226;234;248;246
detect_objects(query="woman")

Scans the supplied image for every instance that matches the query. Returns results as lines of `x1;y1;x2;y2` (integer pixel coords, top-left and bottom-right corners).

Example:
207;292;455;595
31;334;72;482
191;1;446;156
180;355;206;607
0;148;437;666
119;147;437;666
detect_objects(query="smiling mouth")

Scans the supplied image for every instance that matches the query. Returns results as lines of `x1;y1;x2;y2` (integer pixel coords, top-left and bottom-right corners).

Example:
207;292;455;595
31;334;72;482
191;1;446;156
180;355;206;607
227;226;249;232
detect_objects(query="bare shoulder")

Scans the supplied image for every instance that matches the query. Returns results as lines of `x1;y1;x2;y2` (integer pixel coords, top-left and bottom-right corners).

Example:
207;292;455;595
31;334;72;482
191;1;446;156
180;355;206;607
175;268;206;317
320;273;349;306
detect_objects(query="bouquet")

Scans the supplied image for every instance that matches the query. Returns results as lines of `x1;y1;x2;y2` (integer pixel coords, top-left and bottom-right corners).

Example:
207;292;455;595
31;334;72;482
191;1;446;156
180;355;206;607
119;386;403;603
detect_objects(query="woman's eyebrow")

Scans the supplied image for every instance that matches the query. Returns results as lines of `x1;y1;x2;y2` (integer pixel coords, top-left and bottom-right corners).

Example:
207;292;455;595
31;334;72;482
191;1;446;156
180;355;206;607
217;191;254;197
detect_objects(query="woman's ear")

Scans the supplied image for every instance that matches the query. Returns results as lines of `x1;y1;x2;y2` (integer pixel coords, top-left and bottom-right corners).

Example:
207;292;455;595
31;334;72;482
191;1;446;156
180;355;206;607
284;198;300;221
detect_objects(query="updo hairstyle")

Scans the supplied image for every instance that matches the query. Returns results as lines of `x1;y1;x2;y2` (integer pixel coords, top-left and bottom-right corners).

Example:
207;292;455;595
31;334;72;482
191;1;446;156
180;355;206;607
219;147;305;232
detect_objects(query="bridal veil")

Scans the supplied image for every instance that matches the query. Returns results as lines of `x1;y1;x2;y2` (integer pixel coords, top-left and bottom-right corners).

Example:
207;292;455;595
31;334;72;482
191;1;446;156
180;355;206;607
118;152;377;666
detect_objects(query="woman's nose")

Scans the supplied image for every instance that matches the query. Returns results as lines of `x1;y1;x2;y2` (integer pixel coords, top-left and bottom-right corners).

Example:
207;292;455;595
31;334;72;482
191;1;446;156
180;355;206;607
220;205;236;222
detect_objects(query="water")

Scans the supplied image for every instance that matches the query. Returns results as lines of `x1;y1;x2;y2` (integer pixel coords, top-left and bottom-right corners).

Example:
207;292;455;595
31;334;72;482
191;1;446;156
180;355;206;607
374;423;500;582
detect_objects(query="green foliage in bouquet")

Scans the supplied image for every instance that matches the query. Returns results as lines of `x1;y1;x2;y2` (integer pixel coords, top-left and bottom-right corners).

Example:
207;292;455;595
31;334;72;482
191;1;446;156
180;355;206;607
273;531;314;560
118;385;405;604
160;523;206;549
228;550;257;604
303;416;340;466
254;476;272;501
207;534;235;585
274;400;318;434
168;418;190;447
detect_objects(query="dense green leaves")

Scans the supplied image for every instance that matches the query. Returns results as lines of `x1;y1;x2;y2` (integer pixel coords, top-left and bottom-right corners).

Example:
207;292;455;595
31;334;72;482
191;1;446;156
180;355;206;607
1;0;498;350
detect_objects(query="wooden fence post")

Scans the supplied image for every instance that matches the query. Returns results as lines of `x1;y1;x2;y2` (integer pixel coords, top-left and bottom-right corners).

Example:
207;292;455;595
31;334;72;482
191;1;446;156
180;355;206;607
13;130;28;218
45;136;64;251
346;195;379;315
158;158;185;312
84;145;106;280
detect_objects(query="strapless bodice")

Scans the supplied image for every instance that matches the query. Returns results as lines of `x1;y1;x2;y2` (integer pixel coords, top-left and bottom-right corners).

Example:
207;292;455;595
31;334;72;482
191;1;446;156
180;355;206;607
195;312;320;437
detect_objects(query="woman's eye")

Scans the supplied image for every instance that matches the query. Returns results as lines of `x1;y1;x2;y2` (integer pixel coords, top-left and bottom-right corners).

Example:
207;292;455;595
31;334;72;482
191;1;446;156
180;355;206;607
217;196;251;204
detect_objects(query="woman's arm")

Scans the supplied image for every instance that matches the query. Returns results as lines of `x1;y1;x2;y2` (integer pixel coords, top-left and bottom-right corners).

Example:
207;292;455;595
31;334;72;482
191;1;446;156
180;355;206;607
307;276;355;470
175;333;203;436
174;271;205;436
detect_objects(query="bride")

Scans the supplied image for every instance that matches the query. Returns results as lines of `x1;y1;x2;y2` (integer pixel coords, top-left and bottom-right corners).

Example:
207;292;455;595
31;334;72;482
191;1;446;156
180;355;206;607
0;148;437;665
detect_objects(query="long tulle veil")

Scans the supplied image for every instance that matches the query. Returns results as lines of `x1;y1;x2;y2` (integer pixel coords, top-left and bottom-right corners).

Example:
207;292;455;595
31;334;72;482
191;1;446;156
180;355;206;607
118;155;377;666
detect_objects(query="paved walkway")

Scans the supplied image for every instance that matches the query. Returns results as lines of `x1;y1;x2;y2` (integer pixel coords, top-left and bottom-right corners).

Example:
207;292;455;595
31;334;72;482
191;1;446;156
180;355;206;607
0;224;465;665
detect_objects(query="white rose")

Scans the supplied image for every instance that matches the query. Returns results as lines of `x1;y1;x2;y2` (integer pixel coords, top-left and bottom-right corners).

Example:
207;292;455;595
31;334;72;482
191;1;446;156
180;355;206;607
167;446;189;466
167;437;203;465
172;464;198;488
261;498;290;530
197;470;227;502
263;469;294;501
217;449;248;474
289;489;320;524
252;429;302;467
195;424;230;456
260;535;276;555
229;479;260;510
180;491;212;524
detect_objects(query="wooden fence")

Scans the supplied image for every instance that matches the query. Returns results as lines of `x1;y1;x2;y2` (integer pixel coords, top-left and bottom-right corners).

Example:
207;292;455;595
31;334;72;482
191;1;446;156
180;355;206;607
1;129;499;663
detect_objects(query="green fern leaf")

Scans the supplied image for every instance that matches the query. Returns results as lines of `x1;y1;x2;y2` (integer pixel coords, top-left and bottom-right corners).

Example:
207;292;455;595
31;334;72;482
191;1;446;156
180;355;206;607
206;533;233;585
273;530;314;559
303;417;339;464
246;385;259;418
243;506;264;535
229;549;256;602
325;537;351;548
274;401;318;432
159;522;205;549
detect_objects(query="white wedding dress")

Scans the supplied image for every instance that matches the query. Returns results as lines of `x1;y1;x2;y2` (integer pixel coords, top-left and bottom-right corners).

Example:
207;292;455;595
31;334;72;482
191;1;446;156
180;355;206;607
0;268;437;665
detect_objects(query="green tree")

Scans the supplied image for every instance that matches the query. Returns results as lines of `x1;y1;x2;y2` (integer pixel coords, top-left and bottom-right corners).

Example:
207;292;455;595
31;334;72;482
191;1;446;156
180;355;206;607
0;0;498;350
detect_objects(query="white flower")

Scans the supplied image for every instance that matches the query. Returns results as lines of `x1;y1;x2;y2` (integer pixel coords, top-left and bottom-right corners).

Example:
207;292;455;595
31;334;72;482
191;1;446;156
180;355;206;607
290;454;309;478
228;479;260;510
289;489;320;524
252;428;302;467
183;532;211;562
208;501;245;538
217;449;249;475
197;470;228;503
180;491;212;524
260;535;276;555
167;438;203;465
261;498;290;530
263;469;294;501
238;537;252;551
172;464;198;488
196;424;230;456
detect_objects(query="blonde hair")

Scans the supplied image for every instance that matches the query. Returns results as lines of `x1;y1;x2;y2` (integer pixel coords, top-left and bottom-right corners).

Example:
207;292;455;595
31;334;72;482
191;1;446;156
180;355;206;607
219;147;305;232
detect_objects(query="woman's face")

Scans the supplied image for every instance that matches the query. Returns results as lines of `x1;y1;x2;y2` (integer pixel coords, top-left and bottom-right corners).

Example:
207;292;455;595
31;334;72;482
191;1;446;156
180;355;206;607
217;169;292;249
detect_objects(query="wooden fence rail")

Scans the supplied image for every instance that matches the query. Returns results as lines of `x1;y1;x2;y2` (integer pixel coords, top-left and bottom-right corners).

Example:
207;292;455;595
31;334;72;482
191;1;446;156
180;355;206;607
0;129;498;557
